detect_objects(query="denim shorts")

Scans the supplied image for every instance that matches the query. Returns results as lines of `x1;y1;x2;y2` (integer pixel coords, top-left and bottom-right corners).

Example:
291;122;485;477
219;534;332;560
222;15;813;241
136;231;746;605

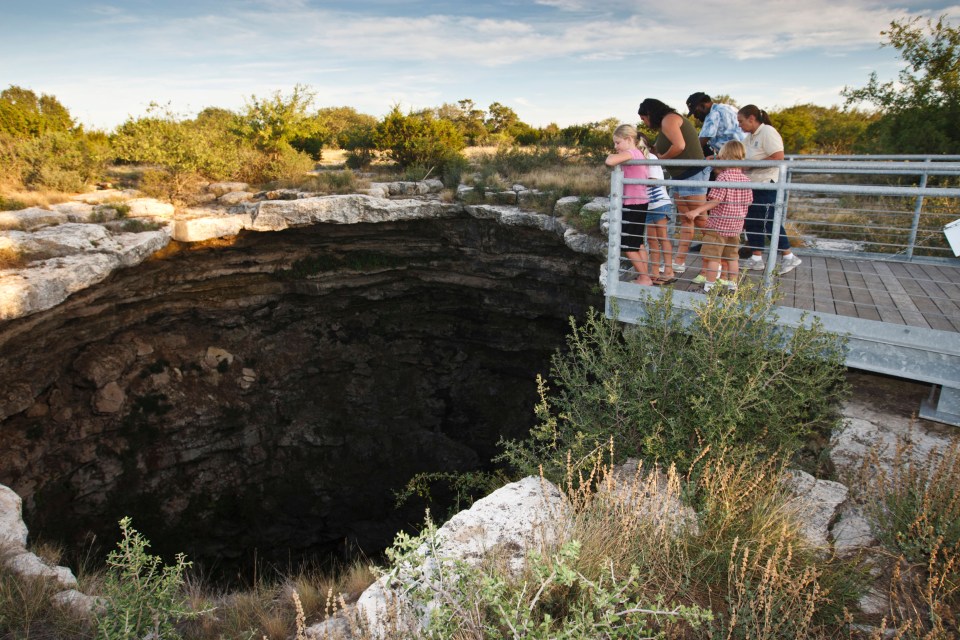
645;203;672;224
672;166;711;197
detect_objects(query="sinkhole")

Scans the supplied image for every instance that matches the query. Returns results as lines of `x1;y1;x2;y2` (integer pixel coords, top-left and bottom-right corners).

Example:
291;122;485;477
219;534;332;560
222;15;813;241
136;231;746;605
0;214;601;578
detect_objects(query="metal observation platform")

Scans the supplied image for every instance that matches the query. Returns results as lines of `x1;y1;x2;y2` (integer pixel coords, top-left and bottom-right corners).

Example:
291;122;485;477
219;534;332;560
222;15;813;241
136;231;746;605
603;155;960;426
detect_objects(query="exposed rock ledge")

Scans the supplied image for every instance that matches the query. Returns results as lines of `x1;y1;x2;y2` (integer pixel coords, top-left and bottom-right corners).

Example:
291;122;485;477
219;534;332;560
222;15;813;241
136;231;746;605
0;189;606;322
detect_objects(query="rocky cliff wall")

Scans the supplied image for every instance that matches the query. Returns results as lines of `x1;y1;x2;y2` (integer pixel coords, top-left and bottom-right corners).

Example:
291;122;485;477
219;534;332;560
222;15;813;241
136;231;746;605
0;201;602;572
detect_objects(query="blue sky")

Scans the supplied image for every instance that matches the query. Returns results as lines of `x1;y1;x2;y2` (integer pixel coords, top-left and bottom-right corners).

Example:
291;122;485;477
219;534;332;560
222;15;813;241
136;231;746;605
3;1;958;131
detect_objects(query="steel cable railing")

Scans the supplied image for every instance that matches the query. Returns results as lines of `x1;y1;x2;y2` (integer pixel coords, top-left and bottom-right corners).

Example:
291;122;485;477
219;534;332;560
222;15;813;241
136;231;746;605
606;156;960;332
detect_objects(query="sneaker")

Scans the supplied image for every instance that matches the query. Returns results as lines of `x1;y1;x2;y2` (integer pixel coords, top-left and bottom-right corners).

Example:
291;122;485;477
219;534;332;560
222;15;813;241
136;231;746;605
746;257;765;271
718;278;737;291
672;262;687;274
702;281;715;293
692;274;707;284
780;254;802;274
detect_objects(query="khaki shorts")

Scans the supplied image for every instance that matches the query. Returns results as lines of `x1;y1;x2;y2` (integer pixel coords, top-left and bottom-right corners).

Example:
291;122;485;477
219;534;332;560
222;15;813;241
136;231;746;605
700;230;740;261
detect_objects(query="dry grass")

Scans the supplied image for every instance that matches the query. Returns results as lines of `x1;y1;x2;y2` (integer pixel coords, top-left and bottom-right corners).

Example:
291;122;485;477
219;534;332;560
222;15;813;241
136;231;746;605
854;435;960;636
0;188;73;209
513;165;609;197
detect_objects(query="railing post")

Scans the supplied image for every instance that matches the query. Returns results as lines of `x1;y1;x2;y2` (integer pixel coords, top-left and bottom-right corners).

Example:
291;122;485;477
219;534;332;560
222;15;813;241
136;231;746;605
906;158;931;260
763;162;790;289
606;167;624;311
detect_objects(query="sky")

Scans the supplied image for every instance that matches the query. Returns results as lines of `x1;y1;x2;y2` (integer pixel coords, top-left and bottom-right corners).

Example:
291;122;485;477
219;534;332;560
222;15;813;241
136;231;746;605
3;0;959;132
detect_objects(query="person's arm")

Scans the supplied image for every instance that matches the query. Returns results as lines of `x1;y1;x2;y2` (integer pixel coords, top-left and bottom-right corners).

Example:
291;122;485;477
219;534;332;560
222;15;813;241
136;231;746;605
655;113;686;160
605;151;634;167
684;200;719;220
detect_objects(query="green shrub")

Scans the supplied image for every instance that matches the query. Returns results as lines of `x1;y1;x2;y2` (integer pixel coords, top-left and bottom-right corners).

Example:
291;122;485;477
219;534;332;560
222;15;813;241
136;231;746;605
374;106;466;171
498;286;849;480
96;517;195;640
379;518;711;639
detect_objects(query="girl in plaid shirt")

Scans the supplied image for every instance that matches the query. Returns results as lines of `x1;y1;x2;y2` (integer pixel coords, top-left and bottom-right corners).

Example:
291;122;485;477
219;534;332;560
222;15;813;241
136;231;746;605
683;141;752;292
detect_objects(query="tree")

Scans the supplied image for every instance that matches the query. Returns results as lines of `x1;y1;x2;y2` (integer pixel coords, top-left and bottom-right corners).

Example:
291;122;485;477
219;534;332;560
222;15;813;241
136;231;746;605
0;85;74;138
374;105;465;170
485;102;520;135
236;84;325;157
843;16;960;153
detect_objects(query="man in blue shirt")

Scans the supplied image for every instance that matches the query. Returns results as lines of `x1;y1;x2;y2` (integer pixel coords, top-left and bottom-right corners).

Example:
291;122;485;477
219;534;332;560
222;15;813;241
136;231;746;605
686;92;745;158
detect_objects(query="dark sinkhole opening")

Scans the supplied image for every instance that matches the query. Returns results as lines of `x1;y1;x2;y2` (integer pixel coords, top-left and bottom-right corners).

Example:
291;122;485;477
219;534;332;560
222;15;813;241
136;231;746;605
0;214;602;582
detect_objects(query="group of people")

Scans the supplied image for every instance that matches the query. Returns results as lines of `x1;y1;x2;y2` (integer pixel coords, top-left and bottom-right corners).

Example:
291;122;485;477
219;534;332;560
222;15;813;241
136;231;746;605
605;92;802;292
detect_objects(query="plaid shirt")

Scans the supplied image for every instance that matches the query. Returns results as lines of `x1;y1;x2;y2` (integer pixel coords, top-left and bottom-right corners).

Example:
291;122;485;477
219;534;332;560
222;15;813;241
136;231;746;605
705;169;753;237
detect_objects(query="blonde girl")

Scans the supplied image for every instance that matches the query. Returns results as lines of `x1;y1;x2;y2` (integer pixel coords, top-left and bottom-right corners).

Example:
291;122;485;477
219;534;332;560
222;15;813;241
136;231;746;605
605;124;654;286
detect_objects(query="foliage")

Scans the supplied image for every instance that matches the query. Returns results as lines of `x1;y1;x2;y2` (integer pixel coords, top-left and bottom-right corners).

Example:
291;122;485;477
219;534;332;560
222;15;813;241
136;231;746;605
237;84;325;159
497;287;849;481
770;104;875;154
96;516;195;640
557;118;620;161
379;517;711;639
374;105;466;174
843;16;960;153
112;103;242;191
0;85;74;138
315;106;378;149
0;85;108;192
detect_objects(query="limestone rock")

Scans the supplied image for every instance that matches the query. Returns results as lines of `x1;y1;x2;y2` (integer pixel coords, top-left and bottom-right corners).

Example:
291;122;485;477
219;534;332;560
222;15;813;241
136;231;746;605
172;210;247;242
203;347;234;370
783;470;848;548
93;381;126;414
51;201;96;221
126;198;175;218
564;227;606;257
347;477;568;639
0;484;28;549
0;253;120;321
0;208;68;231
73;343;138;388
554;196;584;218
219;191;253;206
832;506;876;555
208;182;249;196
250;195;455;231
6;551;78;589
51;589;101;617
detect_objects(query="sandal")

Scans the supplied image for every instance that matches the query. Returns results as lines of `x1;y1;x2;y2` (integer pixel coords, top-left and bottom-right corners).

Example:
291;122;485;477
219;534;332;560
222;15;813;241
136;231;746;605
652;276;678;285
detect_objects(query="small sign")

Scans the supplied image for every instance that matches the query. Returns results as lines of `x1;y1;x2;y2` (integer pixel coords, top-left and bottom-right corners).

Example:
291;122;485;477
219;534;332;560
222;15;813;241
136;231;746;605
946;219;960;257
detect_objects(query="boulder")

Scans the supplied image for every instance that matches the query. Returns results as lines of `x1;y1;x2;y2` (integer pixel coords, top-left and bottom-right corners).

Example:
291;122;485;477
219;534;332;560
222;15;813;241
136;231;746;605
208;182;249;196
6;552;78;589
343;476;569;639
219;191;253;206
554;196;584;218
782;470;848;548
126;198;175;218
0;484;28;549
93;381;126;414
0;208;68;231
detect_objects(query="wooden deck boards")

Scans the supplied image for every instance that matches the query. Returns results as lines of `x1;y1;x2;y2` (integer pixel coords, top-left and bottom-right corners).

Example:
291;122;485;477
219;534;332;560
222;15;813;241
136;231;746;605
618;251;960;333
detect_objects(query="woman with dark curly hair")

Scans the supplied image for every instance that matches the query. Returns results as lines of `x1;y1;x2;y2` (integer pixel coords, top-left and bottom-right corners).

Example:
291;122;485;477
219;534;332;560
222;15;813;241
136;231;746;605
637;98;708;274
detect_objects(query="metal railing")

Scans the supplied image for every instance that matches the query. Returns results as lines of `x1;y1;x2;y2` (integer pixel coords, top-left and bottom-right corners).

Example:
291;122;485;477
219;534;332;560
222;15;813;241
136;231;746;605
604;155;960;426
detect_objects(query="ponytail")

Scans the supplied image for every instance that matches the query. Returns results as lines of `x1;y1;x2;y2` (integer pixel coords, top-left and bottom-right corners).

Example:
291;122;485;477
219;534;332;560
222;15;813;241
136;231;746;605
738;104;772;125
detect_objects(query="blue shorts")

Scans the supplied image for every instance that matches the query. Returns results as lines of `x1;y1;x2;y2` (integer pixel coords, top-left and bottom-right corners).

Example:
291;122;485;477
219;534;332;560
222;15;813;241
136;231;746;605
672;166;710;197
645;203;672;224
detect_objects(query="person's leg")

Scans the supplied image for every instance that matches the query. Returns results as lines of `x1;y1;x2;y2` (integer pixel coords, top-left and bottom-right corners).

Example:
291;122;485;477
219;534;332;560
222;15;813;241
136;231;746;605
625;248;653;285
745;189;775;268
673;168;709;268
653;218;674;279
